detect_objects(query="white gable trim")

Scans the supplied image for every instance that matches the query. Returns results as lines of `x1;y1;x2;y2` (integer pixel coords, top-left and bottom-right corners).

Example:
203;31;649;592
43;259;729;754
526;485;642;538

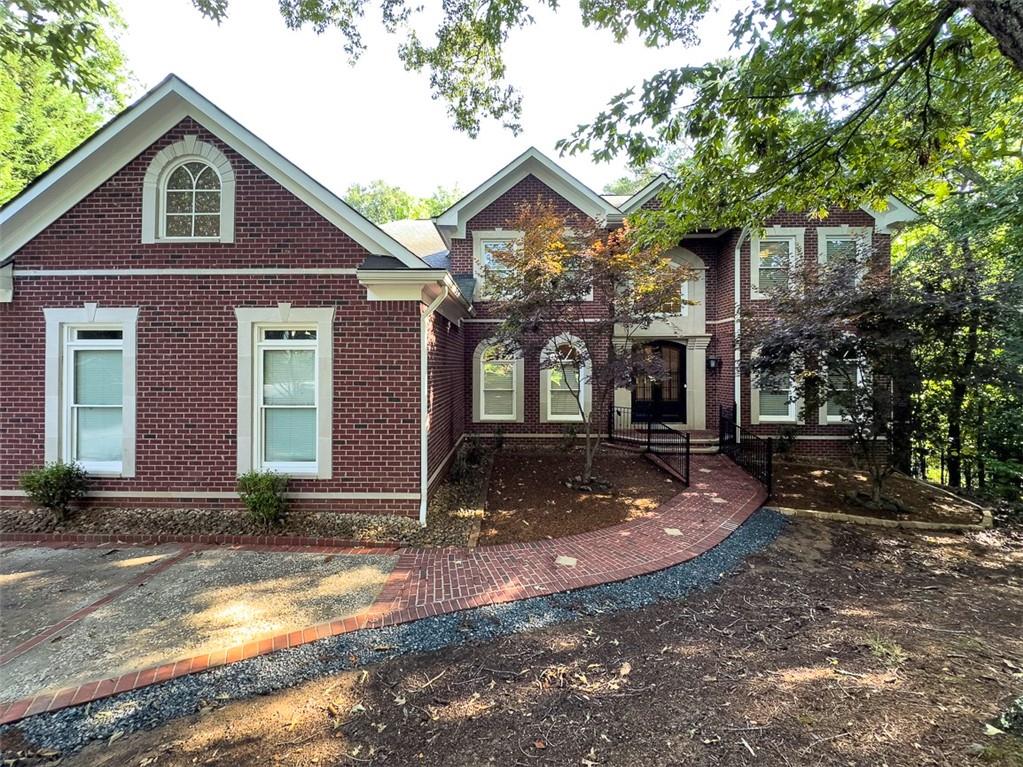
434;147;622;239
0;75;428;269
860;196;918;234
619;174;671;215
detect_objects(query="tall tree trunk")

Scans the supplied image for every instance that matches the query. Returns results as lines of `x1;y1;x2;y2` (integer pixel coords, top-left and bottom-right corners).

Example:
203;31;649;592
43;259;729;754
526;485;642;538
962;0;1023;70
976;397;986;490
948;240;983;489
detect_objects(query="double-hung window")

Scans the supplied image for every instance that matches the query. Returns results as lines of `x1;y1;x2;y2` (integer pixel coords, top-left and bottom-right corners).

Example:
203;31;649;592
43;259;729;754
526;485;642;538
479;238;515;298
481;351;517;420
63;327;125;473
256;328;319;474
757;364;796;422
546;344;586;422
752;228;803;299
825;355;860;423
818;228;871;288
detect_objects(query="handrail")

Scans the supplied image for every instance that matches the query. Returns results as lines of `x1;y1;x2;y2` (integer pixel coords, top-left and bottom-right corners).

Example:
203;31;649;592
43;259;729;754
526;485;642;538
718;402;773;496
608;405;690;487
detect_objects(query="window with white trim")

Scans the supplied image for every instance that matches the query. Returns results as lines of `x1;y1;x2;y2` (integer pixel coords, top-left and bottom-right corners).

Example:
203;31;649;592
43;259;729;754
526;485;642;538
757;238;793;292
162;159;222;239
818;228;871;287
480;346;518;420
475;234;518;299
63;327;125;473
546;343;586;421
255;327;319;474
825;355;860;422
757;364;796;422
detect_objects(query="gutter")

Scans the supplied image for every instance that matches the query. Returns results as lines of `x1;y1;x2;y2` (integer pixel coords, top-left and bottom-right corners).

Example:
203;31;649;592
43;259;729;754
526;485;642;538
419;284;449;526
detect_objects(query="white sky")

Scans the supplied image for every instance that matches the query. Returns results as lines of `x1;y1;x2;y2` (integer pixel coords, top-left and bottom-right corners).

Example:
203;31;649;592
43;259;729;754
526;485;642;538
117;0;737;199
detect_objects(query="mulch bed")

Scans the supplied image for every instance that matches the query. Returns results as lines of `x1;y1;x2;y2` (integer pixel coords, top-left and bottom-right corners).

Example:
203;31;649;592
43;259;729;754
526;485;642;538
36;514;1023;766
0;506;474;549
773;459;986;525
479;448;681;545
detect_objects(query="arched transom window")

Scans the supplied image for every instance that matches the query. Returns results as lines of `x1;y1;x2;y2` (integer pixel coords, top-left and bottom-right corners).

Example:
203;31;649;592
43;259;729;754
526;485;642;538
163;160;222;238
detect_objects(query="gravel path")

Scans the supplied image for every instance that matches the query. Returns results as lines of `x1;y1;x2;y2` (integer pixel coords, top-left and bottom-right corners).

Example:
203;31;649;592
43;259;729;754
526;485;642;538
2;509;787;756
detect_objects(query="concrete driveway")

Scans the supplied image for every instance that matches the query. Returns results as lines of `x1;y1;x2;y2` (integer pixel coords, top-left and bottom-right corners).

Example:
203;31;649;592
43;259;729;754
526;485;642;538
0;543;397;705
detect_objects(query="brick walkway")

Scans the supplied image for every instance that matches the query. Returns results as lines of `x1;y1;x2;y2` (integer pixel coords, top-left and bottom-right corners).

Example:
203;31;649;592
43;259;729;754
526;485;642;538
0;455;764;725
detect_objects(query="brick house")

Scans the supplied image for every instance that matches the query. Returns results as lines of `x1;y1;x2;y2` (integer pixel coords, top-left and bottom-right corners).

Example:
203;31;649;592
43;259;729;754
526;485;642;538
0;75;915;521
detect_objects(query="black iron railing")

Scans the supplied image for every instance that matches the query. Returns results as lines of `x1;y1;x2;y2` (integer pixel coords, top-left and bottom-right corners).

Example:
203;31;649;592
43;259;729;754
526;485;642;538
718;403;773;496
608;405;690;487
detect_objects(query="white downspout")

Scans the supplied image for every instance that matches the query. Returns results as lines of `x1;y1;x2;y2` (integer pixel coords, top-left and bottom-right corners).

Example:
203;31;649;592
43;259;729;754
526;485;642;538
419;285;449;527
733;227;749;429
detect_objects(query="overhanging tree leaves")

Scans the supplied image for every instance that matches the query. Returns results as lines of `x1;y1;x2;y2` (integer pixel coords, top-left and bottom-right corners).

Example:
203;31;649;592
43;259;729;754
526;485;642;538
485;200;694;484
343;180;460;224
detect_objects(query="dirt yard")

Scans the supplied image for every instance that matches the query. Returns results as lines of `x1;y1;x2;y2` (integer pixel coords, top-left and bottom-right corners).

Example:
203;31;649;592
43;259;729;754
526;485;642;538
480;449;681;544
29;518;1021;767
773;459;987;525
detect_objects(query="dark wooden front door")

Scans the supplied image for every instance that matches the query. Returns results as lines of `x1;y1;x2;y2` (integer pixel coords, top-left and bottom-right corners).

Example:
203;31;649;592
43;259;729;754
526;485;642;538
632;342;686;422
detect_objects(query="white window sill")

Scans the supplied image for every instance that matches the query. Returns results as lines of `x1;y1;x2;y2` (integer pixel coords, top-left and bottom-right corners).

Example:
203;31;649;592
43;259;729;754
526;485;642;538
547;415;586;423
261;463;318;477
758;417;797;424
156;237;224;244
479;415;517;423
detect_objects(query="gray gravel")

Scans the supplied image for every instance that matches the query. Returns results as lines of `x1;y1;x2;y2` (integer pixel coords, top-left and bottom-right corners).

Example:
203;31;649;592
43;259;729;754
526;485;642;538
3;509;787;756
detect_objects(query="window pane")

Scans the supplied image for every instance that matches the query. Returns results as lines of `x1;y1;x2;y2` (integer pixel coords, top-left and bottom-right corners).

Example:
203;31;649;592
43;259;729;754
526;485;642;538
759;392;791;417
195;191;220;213
166;191;193;214
483;390;514;417
167;164;194;189
759;240;790;268
827;360;856;417
263;329;317;341
826;238;857;264
550;390;581;416
263;349;315;405
483;361;513;390
75;350;122;405
194;164;220;190
482;241;513;270
758;267;786;291
550;365;579;391
75;329;122;340
165;215;192;237
193;215;220;238
264;408;316;462
76;407;122;461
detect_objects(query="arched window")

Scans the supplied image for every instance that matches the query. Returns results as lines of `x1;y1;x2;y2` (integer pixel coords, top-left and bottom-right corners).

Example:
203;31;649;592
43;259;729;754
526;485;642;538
540;335;590;423
163;160;222;238
142;136;235;243
472;339;523;423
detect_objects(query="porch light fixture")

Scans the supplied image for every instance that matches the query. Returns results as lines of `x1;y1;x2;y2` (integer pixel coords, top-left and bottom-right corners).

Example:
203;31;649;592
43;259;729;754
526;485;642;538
707;357;721;372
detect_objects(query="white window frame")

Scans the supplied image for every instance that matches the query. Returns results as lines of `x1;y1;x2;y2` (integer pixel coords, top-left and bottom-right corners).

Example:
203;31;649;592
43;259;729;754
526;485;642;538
44;306;139;477
751;227;804;299
235;306;334;478
255;326;320;475
820;354;866;424
473;230;521;300
540;336;590;424
158;158;223;242
817;226;872;286
142;136;236;244
756;368;798;423
480;355;519;422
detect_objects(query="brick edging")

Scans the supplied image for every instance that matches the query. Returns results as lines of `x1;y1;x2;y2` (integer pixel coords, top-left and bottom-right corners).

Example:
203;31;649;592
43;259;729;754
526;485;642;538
0;530;402;550
0;463;767;726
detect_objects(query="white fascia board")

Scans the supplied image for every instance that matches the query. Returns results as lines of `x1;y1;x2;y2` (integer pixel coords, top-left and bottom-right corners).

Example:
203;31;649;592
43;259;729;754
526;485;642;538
860;196;919;234
357;268;473;318
619;174;671;215
0;76;429;269
434;147;622;238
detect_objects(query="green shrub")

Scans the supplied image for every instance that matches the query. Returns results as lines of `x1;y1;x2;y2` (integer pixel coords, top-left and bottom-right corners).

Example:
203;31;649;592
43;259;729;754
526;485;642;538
19;461;89;522
237;470;289;529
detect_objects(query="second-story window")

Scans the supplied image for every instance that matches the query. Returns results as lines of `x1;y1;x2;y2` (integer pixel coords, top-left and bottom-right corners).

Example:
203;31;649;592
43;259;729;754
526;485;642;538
163;160;222;239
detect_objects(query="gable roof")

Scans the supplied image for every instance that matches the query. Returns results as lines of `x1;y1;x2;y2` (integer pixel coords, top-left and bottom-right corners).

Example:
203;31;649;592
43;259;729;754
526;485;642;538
618;174;671;214
433;147;623;240
0;74;431;268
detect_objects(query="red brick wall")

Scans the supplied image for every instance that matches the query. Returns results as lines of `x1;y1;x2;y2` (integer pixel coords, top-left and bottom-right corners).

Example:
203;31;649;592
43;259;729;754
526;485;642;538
1;120;424;516
425;310;465;491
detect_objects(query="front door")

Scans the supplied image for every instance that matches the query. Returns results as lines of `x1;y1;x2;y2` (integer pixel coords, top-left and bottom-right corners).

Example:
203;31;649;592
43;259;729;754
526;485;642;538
632;342;686;422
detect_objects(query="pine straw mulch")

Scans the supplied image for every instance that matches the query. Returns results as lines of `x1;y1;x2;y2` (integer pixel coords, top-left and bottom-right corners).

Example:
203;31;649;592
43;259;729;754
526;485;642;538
28;517;1023;767
772;459;987;525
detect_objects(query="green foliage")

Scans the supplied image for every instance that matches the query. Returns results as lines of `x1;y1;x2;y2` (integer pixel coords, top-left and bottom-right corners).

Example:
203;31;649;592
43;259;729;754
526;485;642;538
1;3;128;204
343;180;460;224
236;470;289;529
449;435;489;483
19;461;88;522
2;1;129;102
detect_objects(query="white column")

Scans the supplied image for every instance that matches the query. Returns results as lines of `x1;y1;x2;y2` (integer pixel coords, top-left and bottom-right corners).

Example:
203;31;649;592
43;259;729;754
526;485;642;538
686;336;711;430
